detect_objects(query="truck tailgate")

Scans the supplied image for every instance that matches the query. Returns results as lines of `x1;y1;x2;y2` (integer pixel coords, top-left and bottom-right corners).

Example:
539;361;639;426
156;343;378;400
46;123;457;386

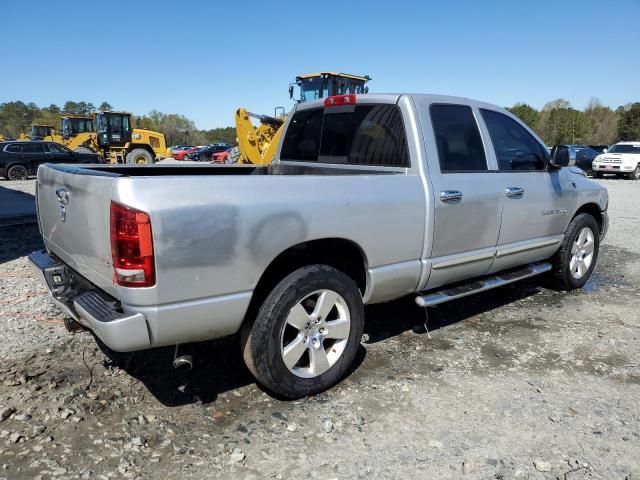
37;164;118;297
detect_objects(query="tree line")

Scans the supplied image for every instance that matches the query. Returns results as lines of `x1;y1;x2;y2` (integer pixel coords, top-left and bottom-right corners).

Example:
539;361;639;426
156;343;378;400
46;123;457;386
508;98;640;145
0;101;236;146
2;97;639;148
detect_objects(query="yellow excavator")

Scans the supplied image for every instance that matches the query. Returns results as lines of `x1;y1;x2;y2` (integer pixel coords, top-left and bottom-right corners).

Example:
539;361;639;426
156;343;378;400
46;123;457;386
232;72;370;165
26;112;170;164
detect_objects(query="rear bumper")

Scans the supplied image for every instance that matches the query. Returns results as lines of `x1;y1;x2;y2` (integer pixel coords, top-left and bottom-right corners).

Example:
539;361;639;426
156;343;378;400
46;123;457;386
28;250;151;352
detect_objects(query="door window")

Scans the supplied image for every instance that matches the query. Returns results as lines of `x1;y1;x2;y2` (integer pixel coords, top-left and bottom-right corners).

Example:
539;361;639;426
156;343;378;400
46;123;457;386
480;109;548;171
47;143;69;153
21;144;45;154
430;104;487;172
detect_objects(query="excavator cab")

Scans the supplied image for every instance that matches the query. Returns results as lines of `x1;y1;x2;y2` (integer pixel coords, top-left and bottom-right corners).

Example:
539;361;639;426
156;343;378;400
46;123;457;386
62;116;94;139
96;112;132;147
30;124;55;140
290;72;371;103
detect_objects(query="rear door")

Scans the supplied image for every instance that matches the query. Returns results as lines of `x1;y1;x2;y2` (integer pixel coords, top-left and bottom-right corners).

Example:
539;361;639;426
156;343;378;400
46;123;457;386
479;108;574;272
420;103;504;290
21;143;46;171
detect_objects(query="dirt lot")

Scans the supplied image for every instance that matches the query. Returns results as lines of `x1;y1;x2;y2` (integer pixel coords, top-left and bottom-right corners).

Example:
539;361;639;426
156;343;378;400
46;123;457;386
0;178;639;480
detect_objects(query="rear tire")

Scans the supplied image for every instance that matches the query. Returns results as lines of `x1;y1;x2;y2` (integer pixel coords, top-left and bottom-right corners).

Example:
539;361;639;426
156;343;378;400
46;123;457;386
126;148;153;165
6;164;29;180
548;213;599;290
241;265;364;399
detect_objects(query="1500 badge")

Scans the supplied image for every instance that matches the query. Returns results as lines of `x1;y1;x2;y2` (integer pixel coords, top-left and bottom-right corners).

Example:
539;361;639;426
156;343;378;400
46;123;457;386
542;209;568;216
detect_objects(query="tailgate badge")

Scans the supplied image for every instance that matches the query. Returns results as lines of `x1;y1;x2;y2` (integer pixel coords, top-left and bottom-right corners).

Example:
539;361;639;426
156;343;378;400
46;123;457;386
56;188;69;222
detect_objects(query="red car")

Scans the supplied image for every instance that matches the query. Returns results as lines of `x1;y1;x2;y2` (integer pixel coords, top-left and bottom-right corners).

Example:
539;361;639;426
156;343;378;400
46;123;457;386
172;146;201;161
212;147;235;163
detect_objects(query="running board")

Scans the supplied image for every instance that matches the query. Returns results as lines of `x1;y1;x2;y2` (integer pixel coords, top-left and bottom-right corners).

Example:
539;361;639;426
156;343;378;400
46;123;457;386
415;262;552;307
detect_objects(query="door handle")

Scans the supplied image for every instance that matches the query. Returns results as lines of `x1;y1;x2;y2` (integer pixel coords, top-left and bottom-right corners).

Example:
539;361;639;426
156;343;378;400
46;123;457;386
505;187;524;198
440;190;463;203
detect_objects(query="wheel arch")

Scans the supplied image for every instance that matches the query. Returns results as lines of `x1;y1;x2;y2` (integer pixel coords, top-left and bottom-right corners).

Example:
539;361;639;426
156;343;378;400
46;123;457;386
243;238;369;326
573;202;604;234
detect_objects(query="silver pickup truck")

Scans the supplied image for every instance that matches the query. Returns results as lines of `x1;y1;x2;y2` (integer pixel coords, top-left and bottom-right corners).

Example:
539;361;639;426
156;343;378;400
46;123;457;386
29;93;608;398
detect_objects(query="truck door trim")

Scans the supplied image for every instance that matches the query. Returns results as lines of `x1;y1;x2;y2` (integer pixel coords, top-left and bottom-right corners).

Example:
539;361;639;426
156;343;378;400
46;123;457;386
496;237;562;258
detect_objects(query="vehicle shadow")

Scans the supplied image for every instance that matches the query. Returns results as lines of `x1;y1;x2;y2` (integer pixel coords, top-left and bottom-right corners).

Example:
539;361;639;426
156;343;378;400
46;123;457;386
99;280;541;407
0;223;43;264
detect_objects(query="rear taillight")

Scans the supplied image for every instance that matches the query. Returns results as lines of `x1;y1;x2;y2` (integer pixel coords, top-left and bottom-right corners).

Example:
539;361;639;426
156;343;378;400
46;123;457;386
324;94;356;107
110;201;155;287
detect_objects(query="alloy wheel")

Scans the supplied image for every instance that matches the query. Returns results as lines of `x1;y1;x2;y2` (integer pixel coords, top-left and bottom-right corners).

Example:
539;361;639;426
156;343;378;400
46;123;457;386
570;226;595;279
280;289;351;378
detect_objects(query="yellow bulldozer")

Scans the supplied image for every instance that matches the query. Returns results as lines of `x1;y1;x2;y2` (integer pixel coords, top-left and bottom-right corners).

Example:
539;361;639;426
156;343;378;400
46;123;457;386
232;72;370;165
25;112;170;164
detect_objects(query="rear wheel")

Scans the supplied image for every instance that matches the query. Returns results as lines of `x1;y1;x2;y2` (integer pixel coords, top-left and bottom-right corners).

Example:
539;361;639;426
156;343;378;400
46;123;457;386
126;148;153;165
6;164;29;180
241;265;364;399
549;213;599;290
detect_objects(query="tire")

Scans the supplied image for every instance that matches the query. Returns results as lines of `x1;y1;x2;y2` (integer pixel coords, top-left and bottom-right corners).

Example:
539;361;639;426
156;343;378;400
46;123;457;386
241;264;364;399
183;154;190;161
6;164;29;180
628;165;640;180
126;148;153;165
548;213;599;290
593;171;601;179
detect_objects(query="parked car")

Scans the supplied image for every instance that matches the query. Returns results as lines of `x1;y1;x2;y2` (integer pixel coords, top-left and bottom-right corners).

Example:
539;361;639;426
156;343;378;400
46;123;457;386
29;93;608;399
569;145;600;175
171;146;198;161
212;147;233;163
592;141;640;179
1;141;100;180
191;144;232;162
588;145;609;155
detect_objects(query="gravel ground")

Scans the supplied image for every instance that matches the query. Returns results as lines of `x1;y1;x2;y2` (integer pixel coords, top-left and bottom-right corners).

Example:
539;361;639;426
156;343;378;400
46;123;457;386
0;177;639;480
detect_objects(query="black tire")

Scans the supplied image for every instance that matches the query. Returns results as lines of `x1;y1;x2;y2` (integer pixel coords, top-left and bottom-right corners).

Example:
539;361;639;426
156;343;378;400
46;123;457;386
241;264;364;399
592;171;601;179
628;165;640;180
548;213;600;290
126;148;153;165
6;164;29;180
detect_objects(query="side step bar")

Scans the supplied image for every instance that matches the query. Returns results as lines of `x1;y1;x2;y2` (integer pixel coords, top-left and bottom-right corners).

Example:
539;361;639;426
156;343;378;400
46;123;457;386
415;262;552;307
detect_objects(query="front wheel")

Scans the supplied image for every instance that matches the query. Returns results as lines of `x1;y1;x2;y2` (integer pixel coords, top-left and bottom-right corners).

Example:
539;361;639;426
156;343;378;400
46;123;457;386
241;265;364;399
549;213;599;290
592;171;601;179
628;165;640;180
126;148;153;165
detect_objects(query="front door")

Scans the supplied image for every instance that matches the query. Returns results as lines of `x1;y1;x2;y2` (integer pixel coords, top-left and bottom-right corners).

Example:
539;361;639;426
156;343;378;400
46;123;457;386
478;109;574;272
421;103;504;290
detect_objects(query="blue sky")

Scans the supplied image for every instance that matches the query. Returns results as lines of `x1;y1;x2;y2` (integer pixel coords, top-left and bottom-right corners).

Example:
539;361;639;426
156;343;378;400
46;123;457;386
1;0;638;129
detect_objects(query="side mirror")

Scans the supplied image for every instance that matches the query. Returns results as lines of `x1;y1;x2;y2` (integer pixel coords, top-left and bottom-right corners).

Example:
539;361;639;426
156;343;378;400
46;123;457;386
288;85;294;99
549;145;576;168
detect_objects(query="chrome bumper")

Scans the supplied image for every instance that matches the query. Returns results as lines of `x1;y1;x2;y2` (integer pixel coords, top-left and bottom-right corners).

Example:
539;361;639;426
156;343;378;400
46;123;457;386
28;250;151;352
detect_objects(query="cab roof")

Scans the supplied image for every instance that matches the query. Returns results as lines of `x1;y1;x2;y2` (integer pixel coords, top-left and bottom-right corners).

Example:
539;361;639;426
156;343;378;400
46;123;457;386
296;72;371;82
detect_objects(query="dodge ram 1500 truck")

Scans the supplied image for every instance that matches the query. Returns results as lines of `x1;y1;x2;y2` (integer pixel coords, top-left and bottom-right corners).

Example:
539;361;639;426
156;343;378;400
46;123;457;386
29;93;609;398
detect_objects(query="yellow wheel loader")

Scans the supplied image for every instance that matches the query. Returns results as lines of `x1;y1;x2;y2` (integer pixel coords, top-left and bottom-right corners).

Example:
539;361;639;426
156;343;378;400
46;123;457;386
233;72;370;165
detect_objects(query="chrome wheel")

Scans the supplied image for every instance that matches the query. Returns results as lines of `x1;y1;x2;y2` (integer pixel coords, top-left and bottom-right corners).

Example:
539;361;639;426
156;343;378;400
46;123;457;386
280;289;351;379
570;226;595;279
7;165;28;180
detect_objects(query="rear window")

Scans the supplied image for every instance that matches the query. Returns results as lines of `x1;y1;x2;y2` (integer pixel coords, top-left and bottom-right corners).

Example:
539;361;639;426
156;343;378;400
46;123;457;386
281;104;409;167
5;144;22;153
21;144;44;153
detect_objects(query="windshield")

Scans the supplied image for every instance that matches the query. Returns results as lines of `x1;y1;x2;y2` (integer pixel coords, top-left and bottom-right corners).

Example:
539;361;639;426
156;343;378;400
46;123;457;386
300;77;328;102
608;144;640;154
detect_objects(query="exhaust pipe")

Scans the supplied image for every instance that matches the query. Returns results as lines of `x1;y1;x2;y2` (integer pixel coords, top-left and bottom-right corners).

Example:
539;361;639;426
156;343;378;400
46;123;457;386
172;345;193;371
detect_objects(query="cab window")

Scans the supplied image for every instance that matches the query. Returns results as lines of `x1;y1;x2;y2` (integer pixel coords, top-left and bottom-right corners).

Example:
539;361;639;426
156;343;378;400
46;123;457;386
430;104;487;172
481;109;548;171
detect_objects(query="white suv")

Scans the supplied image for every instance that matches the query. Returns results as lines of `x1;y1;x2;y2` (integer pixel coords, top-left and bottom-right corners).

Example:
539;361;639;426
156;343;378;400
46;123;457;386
592;142;640;180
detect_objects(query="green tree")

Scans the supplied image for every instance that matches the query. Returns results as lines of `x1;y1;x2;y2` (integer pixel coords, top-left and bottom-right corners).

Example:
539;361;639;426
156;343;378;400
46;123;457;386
99;101;113;111
582;98;618;145
538;99;586;145
0;101;39;137
617;103;640;141
507;103;540;131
